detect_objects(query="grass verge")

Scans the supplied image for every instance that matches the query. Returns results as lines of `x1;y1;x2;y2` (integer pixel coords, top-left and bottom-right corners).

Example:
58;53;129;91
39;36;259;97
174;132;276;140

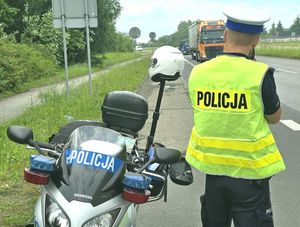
0;56;150;226
256;41;300;59
0;51;150;101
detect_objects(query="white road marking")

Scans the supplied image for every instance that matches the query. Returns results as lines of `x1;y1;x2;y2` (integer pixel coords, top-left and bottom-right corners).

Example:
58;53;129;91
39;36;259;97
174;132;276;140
280;120;300;131
185;59;195;67
185;56;299;74
185;60;298;75
275;68;297;74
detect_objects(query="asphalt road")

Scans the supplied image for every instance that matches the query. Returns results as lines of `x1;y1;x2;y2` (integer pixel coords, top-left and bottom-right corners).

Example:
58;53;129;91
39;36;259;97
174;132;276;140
136;73;202;227
136;55;300;227
256;56;300;227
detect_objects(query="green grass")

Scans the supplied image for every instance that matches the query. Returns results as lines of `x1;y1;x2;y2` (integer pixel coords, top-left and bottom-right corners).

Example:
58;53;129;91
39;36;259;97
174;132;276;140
256;41;300;59
0;56;150;226
0;51;149;101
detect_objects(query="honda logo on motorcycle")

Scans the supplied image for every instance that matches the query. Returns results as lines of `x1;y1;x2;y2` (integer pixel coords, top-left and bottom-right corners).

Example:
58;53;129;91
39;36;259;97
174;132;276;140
65;149;123;173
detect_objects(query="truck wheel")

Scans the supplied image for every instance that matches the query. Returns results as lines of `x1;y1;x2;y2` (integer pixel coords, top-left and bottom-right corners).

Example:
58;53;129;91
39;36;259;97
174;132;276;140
192;52;196;60
196;52;200;62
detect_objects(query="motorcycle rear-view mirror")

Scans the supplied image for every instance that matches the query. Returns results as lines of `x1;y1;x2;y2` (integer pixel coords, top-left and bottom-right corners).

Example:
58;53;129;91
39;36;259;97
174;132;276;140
7;126;33;144
154;147;181;164
137;147;181;174
170;156;194;186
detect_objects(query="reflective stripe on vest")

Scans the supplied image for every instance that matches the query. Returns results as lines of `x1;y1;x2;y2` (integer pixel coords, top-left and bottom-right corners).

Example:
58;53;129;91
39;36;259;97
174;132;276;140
186;55;285;179
190;127;276;152
187;141;282;169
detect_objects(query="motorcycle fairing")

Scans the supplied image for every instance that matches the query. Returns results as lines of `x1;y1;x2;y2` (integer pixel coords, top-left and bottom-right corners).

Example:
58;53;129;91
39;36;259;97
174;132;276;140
52;126;127;207
34;181;137;227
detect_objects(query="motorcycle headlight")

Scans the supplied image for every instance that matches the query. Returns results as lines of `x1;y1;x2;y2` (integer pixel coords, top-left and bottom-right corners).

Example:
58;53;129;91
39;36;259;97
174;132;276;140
83;209;120;227
45;195;70;227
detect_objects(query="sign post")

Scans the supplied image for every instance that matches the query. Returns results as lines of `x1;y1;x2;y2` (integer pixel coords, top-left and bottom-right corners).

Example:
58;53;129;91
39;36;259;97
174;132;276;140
149;32;156;53
60;0;70;98
52;0;98;97
84;0;93;96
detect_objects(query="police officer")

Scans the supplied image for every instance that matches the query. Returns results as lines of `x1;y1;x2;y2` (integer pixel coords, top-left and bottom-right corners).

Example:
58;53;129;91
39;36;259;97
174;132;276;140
186;6;286;227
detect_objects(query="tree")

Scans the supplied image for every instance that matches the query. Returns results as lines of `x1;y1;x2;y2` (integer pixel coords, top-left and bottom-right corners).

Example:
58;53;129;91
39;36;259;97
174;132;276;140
155;20;193;47
2;0;25;41
175;20;193;44
269;22;276;37
25;0;51;15
0;0;18;35
155;35;172;47
2;0;51;41
290;15;300;35
92;0;122;53
21;10;62;63
21;9;86;65
2;0;131;65
110;32;133;52
276;20;284;37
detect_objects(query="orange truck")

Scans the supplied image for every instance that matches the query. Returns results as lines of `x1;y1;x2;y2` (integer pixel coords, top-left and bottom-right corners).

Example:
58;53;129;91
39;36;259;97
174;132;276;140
188;20;225;62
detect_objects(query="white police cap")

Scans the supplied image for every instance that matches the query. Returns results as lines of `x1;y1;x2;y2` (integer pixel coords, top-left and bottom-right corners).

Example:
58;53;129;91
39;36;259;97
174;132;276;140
223;6;270;34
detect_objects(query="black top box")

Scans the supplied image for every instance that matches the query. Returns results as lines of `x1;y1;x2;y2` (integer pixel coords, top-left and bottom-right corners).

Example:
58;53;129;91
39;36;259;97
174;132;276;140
101;91;148;133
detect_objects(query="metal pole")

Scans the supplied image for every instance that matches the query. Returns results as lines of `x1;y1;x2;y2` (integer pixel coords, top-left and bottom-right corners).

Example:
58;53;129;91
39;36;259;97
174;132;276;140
133;39;135;51
152;41;154;54
85;0;92;96
145;80;166;152
60;0;69;99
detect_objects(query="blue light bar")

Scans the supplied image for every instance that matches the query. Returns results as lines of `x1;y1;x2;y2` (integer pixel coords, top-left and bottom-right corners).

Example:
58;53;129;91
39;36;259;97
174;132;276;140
122;173;152;190
30;155;56;172
147;146;160;171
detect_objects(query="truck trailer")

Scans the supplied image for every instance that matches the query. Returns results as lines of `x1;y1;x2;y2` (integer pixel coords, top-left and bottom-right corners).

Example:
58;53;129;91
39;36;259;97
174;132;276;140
188;20;225;62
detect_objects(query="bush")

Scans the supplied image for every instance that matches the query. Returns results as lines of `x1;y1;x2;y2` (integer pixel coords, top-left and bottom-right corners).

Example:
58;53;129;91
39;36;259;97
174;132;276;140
0;40;58;94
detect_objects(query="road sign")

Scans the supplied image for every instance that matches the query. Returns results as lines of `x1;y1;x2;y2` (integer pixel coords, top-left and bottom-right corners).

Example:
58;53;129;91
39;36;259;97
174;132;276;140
129;27;141;39
52;0;98;28
51;0;97;97
149;32;156;39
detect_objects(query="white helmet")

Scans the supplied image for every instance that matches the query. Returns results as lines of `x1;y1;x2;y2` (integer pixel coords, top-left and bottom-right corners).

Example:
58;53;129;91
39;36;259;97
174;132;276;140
149;46;185;82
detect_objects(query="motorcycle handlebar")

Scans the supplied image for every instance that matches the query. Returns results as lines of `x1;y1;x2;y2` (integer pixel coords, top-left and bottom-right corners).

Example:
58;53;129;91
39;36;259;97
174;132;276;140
35;141;56;151
27;141;61;158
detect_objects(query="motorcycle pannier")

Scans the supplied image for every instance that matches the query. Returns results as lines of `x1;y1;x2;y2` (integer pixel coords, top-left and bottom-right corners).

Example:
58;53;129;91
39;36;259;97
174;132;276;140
101;91;148;133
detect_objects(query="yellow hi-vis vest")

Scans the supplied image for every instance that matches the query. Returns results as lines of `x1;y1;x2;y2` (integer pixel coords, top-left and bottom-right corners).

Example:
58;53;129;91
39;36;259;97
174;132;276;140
186;55;285;179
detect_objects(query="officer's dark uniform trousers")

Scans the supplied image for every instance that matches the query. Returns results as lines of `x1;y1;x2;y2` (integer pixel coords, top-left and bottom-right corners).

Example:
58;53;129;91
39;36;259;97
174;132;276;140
201;174;274;227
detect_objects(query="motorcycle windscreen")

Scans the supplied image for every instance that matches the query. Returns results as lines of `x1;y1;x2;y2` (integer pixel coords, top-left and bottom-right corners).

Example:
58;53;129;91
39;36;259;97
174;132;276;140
53;126;126;206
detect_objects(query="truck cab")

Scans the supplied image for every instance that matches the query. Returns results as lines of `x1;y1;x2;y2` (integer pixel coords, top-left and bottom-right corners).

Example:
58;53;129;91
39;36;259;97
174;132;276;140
189;20;225;62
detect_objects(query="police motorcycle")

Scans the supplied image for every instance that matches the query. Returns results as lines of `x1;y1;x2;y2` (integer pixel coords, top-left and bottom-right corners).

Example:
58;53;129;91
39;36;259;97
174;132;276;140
6;46;193;227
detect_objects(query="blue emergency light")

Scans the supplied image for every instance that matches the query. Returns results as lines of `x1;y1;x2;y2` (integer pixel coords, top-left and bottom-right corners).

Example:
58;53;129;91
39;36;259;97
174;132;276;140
147;146;160;171
30;155;56;172
122;173;152;190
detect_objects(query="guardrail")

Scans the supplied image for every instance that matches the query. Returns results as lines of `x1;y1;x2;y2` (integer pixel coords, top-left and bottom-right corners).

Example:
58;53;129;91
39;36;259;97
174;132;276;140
262;37;300;42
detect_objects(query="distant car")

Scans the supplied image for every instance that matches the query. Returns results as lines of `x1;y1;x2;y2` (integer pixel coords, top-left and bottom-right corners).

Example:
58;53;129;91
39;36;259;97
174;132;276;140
135;46;144;51
179;40;190;55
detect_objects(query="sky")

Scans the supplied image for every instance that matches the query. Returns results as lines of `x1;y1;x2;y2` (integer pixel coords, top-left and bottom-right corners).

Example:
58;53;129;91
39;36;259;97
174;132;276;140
115;0;300;43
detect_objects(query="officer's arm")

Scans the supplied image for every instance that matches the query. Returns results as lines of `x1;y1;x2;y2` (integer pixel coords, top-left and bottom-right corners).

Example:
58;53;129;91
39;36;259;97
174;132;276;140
265;106;282;124
262;68;282;124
